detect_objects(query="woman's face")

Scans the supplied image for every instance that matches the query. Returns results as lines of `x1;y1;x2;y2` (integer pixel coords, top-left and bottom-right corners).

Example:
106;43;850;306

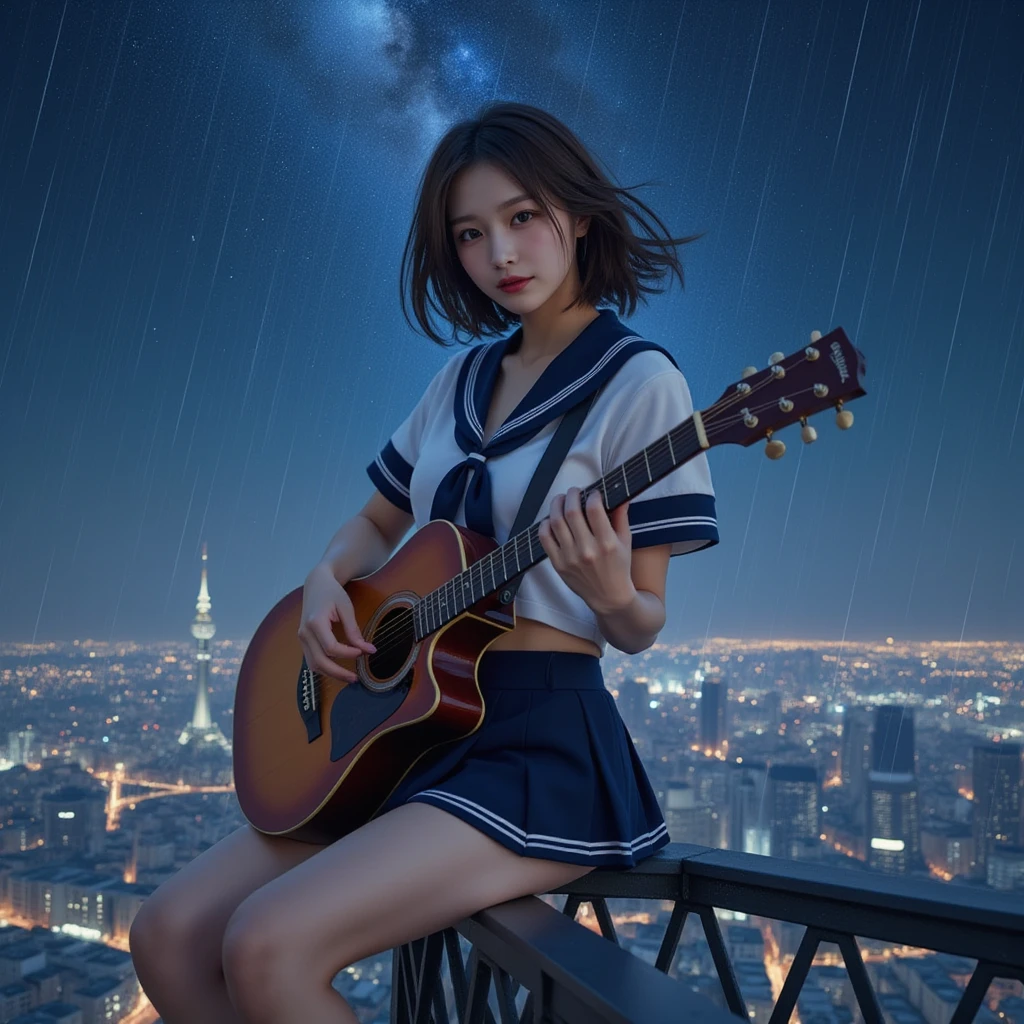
447;161;586;314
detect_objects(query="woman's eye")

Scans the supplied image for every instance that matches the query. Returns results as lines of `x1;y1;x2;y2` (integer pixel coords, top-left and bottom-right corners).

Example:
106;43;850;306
457;210;536;244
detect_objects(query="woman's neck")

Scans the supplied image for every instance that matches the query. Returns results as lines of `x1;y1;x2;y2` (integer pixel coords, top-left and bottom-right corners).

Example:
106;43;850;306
514;297;601;369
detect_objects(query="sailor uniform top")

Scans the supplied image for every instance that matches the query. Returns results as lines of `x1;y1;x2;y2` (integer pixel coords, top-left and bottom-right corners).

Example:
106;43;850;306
367;307;718;654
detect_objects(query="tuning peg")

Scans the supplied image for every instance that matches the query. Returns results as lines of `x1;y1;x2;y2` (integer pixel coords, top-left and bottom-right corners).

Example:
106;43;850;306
800;417;817;444
810;330;822;343
765;432;786;459
835;401;854;430
768;352;785;366
742;366;758;379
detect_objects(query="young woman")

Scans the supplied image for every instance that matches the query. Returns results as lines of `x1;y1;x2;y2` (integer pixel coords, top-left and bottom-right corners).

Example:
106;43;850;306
129;101;718;1024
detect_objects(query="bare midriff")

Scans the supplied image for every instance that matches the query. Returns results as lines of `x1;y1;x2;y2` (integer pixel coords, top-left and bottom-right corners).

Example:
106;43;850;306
486;615;601;657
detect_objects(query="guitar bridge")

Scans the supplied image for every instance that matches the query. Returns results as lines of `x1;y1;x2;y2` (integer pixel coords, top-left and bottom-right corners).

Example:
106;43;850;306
296;659;322;743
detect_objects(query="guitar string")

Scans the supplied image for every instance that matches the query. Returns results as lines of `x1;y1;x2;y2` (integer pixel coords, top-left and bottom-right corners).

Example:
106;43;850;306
315;356;833;683
347;361;811;663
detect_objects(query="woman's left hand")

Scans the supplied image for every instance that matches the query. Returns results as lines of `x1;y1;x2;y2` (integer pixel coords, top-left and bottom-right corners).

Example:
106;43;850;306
538;487;636;615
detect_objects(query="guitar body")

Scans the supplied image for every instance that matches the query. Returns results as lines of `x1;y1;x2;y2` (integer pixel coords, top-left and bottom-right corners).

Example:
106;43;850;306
232;521;515;844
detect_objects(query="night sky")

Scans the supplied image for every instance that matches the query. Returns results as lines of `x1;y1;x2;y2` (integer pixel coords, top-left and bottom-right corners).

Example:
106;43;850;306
1;0;1022;646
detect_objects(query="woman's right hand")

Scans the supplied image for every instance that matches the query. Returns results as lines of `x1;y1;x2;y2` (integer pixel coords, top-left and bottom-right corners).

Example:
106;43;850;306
297;564;376;683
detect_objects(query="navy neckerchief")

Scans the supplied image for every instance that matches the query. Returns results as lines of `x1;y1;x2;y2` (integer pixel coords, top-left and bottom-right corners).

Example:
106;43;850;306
429;307;679;539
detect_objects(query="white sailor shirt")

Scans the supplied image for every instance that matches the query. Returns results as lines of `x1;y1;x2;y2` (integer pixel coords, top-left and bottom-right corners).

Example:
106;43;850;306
367;307;718;655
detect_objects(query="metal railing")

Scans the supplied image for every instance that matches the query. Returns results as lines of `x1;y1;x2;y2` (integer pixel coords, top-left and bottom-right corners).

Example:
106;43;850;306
391;842;1024;1024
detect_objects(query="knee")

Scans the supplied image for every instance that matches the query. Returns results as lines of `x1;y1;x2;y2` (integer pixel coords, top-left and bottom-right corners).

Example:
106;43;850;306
222;900;291;1021
129;891;200;979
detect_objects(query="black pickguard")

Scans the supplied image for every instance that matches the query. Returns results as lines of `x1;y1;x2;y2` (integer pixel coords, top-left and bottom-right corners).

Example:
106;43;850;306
329;670;413;762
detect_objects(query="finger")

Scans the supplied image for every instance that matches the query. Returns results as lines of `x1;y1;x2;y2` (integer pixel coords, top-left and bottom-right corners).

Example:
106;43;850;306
336;604;377;654
548;493;574;548
299;629;357;683
537;519;561;565
323;622;373;663
564;487;598;560
609;500;632;542
585;489;618;545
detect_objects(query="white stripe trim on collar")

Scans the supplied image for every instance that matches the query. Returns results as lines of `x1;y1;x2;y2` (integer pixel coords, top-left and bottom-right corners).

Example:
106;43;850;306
489;334;643;444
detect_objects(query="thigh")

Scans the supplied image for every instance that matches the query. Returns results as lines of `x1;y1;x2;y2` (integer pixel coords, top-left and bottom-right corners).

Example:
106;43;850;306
223;801;592;981
133;823;327;955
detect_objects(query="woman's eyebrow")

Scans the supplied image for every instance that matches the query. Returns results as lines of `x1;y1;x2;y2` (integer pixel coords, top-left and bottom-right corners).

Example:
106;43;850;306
448;193;531;227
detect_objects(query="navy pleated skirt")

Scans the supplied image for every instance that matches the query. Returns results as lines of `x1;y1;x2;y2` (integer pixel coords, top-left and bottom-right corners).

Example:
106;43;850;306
374;649;669;869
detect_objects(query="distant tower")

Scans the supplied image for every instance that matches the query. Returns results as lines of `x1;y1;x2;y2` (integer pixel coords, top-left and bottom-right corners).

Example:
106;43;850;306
178;544;231;752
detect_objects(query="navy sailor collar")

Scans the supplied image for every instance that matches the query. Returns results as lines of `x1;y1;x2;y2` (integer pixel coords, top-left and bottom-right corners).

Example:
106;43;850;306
454;307;679;453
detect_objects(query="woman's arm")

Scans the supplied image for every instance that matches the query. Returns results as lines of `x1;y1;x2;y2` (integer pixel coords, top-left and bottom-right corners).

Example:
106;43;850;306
310;491;414;585
593;543;670;655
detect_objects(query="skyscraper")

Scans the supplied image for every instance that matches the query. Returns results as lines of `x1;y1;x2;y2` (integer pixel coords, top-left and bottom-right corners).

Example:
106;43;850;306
700;679;726;756
867;773;922;874
840;706;872;826
664;781;716;848
865;706;921;874
972;743;1023;877
872;706;915;774
617;678;650;737
729;761;770;856
768;764;819;860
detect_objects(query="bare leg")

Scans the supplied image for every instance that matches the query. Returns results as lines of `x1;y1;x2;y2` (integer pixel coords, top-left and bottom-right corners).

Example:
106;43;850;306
129;824;327;1024
220;801;593;1024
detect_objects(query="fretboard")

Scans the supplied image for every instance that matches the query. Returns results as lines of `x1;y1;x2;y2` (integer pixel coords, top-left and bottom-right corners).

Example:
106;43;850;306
411;414;706;639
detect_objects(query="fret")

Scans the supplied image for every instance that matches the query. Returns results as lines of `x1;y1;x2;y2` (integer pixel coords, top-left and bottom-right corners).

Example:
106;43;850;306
667;430;675;465
643;446;651;484
619;463;629;500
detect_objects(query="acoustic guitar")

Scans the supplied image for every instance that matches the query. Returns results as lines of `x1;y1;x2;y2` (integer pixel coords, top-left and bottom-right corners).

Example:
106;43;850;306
233;328;866;843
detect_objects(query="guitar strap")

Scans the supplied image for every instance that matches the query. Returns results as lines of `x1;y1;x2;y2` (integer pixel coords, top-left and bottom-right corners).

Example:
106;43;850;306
496;384;605;607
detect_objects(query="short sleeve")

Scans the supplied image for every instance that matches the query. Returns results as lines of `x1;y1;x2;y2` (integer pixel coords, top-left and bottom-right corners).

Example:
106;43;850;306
365;362;451;515
604;368;719;556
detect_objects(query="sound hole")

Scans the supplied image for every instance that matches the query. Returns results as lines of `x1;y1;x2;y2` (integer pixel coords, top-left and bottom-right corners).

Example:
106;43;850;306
366;604;414;680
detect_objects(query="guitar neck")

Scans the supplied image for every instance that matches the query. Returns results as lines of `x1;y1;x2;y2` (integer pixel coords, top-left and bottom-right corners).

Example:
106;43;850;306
412;412;709;639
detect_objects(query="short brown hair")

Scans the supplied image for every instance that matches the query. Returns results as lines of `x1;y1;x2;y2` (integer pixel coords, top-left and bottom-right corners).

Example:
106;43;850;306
399;101;703;347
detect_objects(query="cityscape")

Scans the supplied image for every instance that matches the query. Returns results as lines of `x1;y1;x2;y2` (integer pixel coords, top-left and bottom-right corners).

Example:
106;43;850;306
0;552;1021;1024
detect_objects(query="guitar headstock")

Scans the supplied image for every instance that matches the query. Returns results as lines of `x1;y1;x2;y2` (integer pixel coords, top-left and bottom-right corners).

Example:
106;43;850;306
699;328;866;457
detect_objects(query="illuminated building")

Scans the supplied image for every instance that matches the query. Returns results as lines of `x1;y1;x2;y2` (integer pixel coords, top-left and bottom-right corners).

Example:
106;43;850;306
700;677;726;756
768;764;819;860
971;742;1022;877
41;787;107;857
